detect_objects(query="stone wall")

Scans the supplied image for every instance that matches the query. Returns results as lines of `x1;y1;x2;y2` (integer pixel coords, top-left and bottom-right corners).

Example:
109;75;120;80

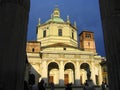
26;41;41;53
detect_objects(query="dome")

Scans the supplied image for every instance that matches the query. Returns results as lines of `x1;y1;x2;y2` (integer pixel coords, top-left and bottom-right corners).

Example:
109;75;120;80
46;17;64;23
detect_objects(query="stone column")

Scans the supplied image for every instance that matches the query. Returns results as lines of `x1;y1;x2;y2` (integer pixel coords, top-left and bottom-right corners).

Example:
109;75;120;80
75;61;80;85
59;61;64;86
99;0;120;89
42;60;48;84
0;0;30;90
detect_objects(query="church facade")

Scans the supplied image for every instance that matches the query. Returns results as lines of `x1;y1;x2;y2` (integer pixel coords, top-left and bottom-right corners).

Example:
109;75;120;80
26;8;105;86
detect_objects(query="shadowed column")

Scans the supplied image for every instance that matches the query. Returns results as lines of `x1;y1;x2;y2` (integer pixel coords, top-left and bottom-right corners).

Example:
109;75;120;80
99;0;120;90
0;0;30;90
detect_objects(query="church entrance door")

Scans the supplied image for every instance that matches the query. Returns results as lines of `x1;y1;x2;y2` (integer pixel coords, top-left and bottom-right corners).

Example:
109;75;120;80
49;76;54;83
64;74;69;85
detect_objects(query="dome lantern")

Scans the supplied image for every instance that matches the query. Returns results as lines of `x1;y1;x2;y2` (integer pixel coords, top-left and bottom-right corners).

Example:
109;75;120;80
53;8;60;17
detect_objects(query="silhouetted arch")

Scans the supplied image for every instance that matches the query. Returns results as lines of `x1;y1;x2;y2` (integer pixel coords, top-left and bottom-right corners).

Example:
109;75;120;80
48;62;59;84
64;62;75;84
80;63;90;70
80;63;91;80
47;61;59;68
64;62;75;70
48;62;59;71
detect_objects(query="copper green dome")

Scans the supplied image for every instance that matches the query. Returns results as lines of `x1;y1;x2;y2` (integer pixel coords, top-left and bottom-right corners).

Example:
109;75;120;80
46;17;64;23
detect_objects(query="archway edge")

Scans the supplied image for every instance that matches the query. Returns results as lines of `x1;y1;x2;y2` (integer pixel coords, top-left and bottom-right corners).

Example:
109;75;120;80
47;61;60;67
64;61;76;67
80;62;91;69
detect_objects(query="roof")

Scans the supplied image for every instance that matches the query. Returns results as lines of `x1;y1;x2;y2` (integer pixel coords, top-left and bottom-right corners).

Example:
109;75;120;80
42;43;78;49
46;17;64;23
79;30;94;36
27;41;41;43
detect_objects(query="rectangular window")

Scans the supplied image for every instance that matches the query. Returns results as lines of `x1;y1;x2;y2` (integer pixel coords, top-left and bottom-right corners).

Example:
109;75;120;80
58;29;62;36
43;30;46;37
72;31;74;39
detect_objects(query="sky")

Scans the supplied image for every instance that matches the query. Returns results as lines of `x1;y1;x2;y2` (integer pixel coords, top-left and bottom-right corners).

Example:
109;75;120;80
27;0;106;57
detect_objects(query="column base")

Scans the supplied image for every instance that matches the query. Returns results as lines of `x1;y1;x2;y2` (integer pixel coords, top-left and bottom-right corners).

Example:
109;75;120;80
86;79;94;86
59;80;64;86
75;80;80;86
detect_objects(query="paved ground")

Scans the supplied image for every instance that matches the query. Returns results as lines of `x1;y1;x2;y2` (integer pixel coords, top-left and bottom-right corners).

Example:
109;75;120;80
45;86;109;90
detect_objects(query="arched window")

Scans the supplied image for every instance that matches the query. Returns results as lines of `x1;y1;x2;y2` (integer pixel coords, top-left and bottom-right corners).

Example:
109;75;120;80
85;34;91;38
58;29;62;36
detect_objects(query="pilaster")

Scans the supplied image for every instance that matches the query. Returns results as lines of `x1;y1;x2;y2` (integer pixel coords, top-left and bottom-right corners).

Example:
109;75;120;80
98;65;103;85
59;61;64;86
91;63;95;84
42;60;48;84
75;61;80;85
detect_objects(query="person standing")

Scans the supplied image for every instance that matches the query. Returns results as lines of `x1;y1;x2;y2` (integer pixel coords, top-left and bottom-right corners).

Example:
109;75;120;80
32;83;38;90
84;82;89;90
101;81;107;90
38;79;46;90
50;82;54;90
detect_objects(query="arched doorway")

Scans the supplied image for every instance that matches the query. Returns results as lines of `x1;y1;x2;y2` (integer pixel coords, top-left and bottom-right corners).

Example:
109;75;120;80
48;62;59;85
80;63;91;84
64;62;75;85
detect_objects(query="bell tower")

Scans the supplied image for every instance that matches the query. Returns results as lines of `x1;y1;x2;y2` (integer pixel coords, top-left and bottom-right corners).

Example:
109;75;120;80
79;31;96;52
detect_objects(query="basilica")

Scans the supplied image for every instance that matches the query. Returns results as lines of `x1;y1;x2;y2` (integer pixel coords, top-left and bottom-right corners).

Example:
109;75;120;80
26;8;107;86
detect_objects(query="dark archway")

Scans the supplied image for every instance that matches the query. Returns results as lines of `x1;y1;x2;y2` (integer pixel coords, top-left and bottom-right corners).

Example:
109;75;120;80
80;63;90;70
80;63;91;80
48;62;59;71
64;62;75;85
48;62;59;84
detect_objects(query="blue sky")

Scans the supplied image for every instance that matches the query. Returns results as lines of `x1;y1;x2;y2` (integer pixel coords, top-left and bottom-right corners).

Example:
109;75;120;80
27;0;105;56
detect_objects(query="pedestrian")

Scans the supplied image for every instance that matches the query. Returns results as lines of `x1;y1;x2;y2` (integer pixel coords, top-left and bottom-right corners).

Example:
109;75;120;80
65;83;72;90
50;82;54;90
38;79;46;90
101;81;107;90
83;82;93;90
84;82;89;90
32;83;38;90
